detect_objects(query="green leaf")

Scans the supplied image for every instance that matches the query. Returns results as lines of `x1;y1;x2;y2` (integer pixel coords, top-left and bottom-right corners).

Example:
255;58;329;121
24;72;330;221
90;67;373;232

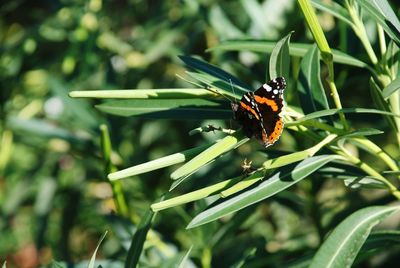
385;41;399;78
88;231;108;268
343;176;386;189
362;230;400;252
187;155;338;228
382;76;400;99
369;78;398;131
179;55;250;90
170;135;242;180
289;108;400;125
311;0;354;27
269;32;292;79
338;128;384;138
309;205;400;268
125;208;156;268
7;117;90;145
108;143;212;181
186;71;246;99
209;5;244;39
298;44;329;114
208;41;368;68
69;88;218;99
151;176;242;211
95;99;231;119
356;0;400;46
372;0;400;38
177;246;193;268
231;247;257;268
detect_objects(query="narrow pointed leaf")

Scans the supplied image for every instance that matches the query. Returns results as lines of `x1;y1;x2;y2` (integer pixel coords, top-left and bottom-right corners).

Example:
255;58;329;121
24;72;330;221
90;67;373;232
108;143;212;181
369;78;398;130
187;155;338;228
269;32;292;79
179;55;250;89
88;231;108;268
69;88;218;99
95;98;231;119
309;205;400;268
177;246;193;268
186;71;247;99
298;44;329;114
382;76;400;99
208;41;368;68
151;176;241;211
171;135;240;180
356;0;400;46
125;208;155;268
311;0;354;27
290;108;400;125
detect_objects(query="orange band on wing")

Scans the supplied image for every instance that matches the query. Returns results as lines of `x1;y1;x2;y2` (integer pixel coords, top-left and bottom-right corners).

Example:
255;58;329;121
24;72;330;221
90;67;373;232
240;102;259;120
254;96;279;112
268;118;284;143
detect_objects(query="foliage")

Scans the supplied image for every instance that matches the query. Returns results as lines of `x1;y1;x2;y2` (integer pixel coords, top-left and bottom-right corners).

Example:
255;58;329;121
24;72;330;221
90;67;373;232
1;0;400;267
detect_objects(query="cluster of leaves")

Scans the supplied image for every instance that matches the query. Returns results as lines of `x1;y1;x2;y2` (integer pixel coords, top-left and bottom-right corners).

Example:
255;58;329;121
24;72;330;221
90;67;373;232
2;0;400;267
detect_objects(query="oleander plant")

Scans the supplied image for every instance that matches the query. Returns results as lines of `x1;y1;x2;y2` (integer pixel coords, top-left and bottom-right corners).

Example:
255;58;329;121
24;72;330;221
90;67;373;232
1;0;400;267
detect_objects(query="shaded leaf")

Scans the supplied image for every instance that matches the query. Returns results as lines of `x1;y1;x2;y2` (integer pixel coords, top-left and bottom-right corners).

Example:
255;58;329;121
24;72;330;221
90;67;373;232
179;55;250;90
369;78;398;131
309;205;400;268
382;76;400;99
298;44;329;114
125;209;155;268
96;99;231;119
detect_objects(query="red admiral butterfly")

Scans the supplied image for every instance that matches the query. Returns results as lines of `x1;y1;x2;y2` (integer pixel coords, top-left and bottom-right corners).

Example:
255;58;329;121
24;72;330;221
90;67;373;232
231;77;286;147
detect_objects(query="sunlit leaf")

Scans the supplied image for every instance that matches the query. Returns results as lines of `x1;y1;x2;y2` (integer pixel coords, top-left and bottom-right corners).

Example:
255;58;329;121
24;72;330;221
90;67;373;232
187;155;338;228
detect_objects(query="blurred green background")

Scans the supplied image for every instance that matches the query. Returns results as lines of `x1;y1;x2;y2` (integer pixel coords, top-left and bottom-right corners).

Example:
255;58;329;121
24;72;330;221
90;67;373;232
1;0;400;267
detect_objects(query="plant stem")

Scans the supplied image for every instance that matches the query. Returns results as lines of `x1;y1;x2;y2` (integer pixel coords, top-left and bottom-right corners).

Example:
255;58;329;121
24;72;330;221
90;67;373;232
297;0;348;129
326;64;348;130
100;124;132;220
377;24;387;56
338;147;400;199
351;138;399;174
346;1;378;65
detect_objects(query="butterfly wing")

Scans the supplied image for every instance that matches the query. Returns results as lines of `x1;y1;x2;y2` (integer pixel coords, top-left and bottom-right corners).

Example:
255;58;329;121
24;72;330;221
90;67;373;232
253;77;286;147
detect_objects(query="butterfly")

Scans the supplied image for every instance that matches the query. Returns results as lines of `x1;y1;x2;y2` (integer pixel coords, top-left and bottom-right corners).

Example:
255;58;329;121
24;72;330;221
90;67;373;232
231;77;286;147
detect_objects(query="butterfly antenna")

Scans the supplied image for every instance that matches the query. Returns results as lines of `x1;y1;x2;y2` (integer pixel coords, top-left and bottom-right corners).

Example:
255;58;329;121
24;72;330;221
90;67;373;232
207;85;233;103
229;78;238;104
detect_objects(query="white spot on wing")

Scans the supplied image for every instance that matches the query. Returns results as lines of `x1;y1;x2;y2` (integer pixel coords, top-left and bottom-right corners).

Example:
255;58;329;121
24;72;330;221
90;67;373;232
263;84;272;92
273;89;278;94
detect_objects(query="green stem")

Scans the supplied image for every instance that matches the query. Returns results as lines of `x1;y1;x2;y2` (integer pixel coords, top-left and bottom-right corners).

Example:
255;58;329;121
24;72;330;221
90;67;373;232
346;1;378;65
100;124;131;220
297;0;348;129
351;138;399;174
377;24;387;56
338;147;400;199
0;130;13;175
326;65;348;129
